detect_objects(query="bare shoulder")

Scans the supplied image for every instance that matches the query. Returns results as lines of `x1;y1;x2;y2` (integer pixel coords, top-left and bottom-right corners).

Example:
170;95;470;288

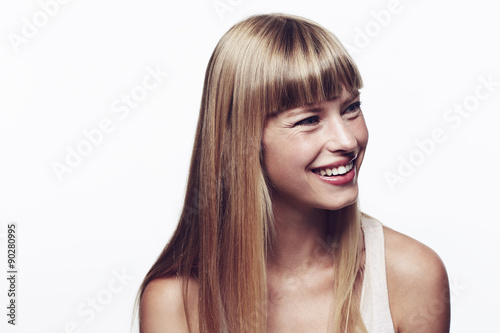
383;226;450;333
140;276;199;333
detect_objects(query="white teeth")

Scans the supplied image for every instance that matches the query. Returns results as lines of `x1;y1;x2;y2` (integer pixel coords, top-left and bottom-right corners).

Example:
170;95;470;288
314;161;354;177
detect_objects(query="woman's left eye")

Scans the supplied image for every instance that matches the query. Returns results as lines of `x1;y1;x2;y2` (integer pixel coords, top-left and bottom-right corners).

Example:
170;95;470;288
295;116;319;126
344;101;362;114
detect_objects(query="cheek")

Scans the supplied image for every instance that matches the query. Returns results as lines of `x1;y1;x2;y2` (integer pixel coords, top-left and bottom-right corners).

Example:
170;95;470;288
262;137;312;182
261;136;282;177
359;126;369;149
353;118;369;170
354;116;369;149
262;141;290;173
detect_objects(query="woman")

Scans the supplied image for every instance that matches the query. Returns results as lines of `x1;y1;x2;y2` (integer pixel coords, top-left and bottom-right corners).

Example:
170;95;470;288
137;13;450;332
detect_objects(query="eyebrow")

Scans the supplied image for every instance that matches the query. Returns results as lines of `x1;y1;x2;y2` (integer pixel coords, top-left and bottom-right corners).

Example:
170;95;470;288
283;91;360;118
285;106;322;118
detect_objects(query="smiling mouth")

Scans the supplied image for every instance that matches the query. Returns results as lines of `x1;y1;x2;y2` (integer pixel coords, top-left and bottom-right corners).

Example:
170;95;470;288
312;159;355;177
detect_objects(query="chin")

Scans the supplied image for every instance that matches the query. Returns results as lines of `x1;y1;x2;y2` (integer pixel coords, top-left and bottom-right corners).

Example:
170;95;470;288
319;189;359;211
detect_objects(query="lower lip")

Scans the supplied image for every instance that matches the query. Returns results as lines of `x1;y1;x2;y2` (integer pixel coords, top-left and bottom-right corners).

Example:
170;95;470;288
313;165;356;186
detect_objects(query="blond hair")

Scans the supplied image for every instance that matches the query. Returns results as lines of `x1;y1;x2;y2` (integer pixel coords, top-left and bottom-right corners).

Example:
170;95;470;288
137;13;366;332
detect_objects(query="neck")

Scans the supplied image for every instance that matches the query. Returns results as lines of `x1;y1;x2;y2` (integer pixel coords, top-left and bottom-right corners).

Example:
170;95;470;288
267;195;334;273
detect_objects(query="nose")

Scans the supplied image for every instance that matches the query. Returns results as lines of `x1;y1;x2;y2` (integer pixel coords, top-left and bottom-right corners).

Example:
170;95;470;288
324;115;357;153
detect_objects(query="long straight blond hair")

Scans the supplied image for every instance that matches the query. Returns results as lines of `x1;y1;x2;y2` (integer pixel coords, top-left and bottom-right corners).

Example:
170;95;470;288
137;13;367;332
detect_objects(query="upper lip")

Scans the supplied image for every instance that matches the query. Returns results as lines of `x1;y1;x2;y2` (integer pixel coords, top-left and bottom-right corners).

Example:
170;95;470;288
312;156;357;171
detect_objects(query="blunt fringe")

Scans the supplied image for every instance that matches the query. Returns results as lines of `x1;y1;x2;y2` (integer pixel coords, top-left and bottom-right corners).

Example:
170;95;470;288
136;13;367;332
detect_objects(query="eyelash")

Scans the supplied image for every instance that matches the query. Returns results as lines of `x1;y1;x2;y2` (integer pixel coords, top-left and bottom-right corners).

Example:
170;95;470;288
295;115;320;126
294;101;362;126
344;101;362;114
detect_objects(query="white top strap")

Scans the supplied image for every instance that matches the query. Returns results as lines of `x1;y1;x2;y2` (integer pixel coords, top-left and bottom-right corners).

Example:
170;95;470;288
360;215;396;332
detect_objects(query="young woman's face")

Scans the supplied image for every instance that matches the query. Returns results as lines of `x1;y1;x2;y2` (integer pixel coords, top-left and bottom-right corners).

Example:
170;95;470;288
262;88;368;212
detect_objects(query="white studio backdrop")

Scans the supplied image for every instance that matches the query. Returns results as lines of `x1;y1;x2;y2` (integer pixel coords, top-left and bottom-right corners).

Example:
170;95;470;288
0;0;498;332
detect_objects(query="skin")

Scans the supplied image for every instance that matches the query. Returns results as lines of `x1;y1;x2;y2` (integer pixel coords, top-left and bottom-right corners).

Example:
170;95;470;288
262;88;367;332
261;89;367;214
140;88;450;332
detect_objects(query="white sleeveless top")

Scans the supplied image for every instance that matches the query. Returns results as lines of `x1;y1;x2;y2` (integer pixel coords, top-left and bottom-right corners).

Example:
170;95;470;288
359;215;396;332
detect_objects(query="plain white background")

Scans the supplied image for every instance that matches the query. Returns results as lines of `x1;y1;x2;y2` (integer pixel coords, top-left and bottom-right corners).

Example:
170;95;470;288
0;0;499;332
